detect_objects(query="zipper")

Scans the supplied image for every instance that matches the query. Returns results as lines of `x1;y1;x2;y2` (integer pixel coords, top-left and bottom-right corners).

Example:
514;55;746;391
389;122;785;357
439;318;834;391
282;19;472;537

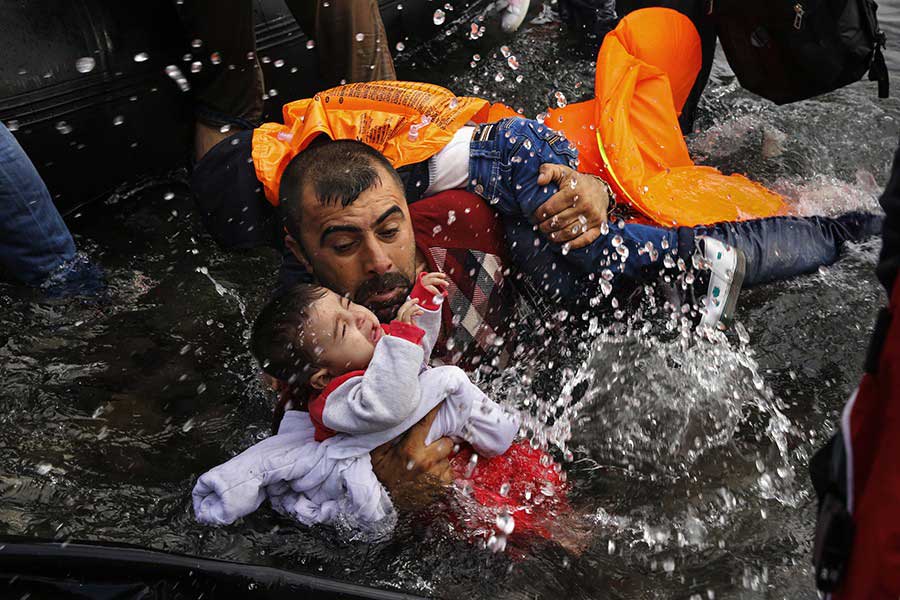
793;2;804;30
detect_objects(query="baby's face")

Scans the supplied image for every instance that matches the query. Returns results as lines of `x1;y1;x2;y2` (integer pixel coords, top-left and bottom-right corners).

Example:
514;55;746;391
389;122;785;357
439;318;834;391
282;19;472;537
303;288;384;375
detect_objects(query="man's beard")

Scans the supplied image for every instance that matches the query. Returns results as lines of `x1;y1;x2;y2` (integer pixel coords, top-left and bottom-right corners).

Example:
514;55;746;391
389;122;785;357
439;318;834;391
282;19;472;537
353;271;414;322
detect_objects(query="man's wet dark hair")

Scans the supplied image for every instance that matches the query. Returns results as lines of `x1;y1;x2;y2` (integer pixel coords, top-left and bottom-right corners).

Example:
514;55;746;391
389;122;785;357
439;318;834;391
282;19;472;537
251;283;328;430
278;138;404;244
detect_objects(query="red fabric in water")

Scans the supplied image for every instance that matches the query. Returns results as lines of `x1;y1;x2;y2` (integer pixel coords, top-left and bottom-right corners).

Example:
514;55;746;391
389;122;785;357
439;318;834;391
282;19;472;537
449;440;570;540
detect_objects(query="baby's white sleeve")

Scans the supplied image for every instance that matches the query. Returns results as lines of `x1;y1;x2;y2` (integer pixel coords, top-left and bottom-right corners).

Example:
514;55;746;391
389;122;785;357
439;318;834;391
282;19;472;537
421;366;519;457
318;335;423;435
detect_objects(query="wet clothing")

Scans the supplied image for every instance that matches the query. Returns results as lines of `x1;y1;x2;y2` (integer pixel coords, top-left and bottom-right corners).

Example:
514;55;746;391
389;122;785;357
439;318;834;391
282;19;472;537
469;117;884;300
192;286;519;537
0;122;76;285
176;0;395;129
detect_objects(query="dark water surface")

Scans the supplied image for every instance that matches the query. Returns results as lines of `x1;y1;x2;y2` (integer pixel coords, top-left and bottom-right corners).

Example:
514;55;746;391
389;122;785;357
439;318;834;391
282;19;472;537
2;3;900;599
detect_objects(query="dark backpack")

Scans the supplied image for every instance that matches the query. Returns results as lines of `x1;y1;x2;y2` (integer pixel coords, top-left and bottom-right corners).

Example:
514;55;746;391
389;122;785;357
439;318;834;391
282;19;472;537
712;0;889;104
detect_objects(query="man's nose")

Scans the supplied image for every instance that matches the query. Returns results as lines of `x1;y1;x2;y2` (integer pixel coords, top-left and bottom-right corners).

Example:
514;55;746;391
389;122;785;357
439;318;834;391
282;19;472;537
362;238;393;275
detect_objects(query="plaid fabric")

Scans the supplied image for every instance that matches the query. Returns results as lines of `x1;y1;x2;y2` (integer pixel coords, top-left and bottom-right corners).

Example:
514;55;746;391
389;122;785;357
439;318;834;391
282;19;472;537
426;247;517;369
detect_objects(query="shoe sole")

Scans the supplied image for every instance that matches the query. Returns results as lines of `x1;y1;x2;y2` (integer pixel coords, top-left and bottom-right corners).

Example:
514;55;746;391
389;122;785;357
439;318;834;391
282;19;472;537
719;247;746;326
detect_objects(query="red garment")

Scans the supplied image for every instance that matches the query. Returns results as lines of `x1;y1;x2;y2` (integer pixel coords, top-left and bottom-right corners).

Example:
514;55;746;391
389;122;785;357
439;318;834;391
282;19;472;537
450;441;570;541
409;191;519;369
835;277;900;599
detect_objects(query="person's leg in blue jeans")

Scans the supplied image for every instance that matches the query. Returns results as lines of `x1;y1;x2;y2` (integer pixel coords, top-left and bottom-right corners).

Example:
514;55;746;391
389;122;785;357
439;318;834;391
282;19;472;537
0;122;76;285
468;117;882;312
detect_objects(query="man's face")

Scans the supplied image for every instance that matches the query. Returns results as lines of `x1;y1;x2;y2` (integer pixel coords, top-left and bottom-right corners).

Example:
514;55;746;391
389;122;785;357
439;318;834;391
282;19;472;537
289;165;418;323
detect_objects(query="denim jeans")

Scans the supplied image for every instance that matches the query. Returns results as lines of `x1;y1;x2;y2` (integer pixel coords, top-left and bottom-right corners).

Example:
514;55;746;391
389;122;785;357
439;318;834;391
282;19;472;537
467;117;883;300
0;122;76;285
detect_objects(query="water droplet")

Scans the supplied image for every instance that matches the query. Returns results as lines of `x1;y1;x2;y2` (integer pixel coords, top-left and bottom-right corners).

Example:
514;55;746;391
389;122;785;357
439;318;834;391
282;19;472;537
6;120;20;132
36;463;53;475
600;279;613;296
112;115;125;126
306;39;316;50
473;53;481;62
273;58;285;68
191;38;203;49
196;383;207;394
447;210;456;225
433;9;446;25
600;221;610;235
663;254;676;269
608;539;616;554
181;418;195;433
661;237;670;249
133;52;149;63
499;482;510;497
507;55;519;70
55;121;73;135
494;72;505;82
663;558;676;573
191;61;202;73
395;41;405;52
464;453;479;478
355;32;365;42
495;512;515;535
561;242;571;256
164;191;175;201
554;91;567;108
210;52;221;65
75;57;96;73
486;534;507;553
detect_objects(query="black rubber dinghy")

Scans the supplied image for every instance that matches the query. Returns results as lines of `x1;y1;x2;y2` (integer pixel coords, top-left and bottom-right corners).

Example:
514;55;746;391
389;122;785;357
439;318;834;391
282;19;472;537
0;0;485;214
0;536;426;599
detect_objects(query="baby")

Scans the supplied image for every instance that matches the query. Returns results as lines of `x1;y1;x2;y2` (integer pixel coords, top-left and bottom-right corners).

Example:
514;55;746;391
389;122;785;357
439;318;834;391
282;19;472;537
192;272;522;538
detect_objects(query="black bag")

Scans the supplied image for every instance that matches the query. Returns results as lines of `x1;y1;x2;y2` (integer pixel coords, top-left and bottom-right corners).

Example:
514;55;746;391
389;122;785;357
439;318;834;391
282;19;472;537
712;0;889;104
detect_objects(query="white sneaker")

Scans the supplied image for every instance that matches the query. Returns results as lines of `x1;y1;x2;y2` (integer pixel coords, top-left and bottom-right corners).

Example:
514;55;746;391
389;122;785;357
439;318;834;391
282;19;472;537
697;236;746;328
501;0;530;33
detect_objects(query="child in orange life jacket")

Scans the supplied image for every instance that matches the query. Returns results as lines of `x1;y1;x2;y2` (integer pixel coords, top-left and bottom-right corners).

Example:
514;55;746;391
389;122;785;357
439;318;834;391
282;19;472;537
193;271;571;544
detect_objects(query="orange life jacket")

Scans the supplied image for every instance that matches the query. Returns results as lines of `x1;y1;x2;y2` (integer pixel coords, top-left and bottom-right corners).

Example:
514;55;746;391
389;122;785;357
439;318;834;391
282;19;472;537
252;9;789;227
252;81;517;206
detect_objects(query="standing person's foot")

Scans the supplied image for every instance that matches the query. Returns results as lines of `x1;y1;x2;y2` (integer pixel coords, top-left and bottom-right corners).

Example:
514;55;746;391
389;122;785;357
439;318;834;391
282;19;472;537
500;0;530;33
696;236;746;328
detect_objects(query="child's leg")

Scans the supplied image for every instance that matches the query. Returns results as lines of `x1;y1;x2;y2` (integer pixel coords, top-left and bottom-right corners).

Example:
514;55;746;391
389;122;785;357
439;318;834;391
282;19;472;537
692;212;884;287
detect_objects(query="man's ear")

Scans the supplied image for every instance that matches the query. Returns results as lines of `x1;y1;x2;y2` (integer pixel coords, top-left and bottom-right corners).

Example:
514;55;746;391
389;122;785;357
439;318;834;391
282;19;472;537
285;234;312;271
309;367;332;391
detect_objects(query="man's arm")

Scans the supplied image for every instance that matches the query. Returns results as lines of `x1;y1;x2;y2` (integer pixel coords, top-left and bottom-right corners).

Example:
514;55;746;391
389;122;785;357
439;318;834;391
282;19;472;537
424;122;609;251
370;405;454;508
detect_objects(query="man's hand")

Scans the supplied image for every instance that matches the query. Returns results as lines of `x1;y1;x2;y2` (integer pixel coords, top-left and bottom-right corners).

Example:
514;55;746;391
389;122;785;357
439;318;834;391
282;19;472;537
534;163;610;250
371;406;454;508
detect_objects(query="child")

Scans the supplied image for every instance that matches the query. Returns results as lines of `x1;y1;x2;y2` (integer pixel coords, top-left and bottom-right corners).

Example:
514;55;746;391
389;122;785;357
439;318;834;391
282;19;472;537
193;272;566;542
433;117;882;326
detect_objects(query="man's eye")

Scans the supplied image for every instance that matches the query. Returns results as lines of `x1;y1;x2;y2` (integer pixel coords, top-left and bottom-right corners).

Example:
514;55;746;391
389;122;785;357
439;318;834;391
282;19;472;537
333;241;356;253
380;228;399;239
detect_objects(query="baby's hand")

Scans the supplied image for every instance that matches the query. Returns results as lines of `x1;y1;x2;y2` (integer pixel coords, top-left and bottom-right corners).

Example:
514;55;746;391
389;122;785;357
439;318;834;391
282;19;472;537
395;297;424;324
420;271;449;298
